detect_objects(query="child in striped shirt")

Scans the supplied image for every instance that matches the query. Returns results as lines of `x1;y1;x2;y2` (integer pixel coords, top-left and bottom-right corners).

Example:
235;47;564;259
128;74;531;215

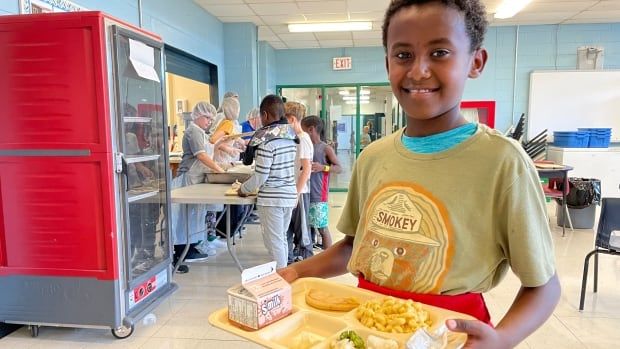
238;95;298;268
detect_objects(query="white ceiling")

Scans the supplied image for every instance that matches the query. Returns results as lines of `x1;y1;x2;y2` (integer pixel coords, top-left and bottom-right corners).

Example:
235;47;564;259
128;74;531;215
194;0;620;49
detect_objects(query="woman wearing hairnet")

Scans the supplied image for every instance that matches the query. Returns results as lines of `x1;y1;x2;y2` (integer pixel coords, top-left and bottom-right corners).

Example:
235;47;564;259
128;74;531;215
171;101;224;273
210;96;243;163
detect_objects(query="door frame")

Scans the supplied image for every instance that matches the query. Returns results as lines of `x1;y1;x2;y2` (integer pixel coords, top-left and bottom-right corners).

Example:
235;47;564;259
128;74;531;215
277;83;391;192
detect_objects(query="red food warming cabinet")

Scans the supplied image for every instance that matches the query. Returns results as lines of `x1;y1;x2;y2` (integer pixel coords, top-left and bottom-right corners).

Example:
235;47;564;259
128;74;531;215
0;11;176;338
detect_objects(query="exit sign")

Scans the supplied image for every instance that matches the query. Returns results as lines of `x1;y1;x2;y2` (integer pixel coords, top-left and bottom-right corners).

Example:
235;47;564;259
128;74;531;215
333;57;352;70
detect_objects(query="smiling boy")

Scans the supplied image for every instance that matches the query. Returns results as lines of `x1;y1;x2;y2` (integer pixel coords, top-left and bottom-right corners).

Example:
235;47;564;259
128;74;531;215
279;1;560;348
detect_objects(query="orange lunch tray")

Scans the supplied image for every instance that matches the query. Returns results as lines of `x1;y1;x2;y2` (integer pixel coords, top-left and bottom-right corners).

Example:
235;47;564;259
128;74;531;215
209;277;471;349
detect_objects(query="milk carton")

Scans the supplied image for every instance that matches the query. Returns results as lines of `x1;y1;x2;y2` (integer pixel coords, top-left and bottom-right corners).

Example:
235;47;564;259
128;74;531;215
227;261;292;330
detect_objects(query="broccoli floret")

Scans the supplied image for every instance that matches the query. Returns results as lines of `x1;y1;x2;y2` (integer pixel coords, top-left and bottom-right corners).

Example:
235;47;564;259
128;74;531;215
338;330;365;349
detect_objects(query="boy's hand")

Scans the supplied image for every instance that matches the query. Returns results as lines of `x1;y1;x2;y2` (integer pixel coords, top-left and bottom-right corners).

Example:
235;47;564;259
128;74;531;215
237;188;248;197
311;162;324;172
446;319;511;349
277;267;299;283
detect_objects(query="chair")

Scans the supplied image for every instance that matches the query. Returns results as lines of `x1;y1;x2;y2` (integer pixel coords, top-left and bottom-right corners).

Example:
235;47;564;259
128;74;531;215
579;198;620;310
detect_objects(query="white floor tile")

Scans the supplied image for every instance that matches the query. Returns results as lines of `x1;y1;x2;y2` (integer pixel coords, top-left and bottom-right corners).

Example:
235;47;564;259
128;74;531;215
2;195;619;349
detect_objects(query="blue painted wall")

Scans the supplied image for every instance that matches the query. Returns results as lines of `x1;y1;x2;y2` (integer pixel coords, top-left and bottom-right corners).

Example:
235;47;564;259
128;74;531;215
258;41;277;101
275;23;620;133
142;0;225;98
0;0;226;98
0;0;18;14
224;23;258;119
276;47;388;86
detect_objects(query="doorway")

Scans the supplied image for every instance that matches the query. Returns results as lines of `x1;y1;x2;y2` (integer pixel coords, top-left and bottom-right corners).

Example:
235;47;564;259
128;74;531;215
278;83;394;192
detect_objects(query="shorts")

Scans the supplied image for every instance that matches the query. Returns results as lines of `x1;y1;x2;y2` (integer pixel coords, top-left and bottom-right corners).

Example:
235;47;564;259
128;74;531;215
308;202;329;229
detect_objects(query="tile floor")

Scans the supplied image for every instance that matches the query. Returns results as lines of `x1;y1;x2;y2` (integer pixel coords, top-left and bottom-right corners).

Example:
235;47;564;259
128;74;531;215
1;194;618;349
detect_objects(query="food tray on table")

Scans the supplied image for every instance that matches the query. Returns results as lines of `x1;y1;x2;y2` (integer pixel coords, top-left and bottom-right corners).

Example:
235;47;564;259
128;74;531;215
209;277;471;349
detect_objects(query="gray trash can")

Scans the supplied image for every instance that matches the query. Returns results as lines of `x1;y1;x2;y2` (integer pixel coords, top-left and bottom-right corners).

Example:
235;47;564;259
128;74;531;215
555;178;601;229
556;203;597;229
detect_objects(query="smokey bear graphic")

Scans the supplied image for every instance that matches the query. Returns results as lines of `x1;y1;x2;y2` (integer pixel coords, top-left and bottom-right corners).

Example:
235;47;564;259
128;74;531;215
351;185;453;293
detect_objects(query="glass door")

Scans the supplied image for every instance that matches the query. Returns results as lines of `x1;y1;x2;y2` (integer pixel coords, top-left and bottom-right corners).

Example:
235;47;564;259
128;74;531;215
278;84;394;192
360;85;395;148
279;87;323;118
113;26;170;284
324;86;357;190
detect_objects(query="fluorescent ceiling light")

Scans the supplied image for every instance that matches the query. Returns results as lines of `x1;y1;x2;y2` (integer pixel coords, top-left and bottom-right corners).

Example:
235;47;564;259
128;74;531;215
338;90;350;96
289;22;372;33
345;100;370;105
494;0;533;19
360;90;370;95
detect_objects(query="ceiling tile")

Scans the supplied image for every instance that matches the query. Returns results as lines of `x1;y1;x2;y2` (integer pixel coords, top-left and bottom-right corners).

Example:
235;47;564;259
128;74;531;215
268;24;290;34
511;11;575;21
194;0;244;4
267;41;288;49
249;3;300;16
354;38;382;47
349;11;385;21
521;1;597;13
563;17;620;24
286;40;321;48
260;14;306;25
320;39;354;48
352;30;382;39
246;0;295;3
219;16;263;25
201;4;254;16
346;0;391;12
258;25;276;37
303;13;349;22
297;1;347;13
571;10;620;20
590;1;620;11
278;32;318;41
314;32;353;40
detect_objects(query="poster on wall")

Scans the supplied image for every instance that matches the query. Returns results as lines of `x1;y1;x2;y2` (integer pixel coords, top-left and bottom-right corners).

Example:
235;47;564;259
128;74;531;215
20;0;85;14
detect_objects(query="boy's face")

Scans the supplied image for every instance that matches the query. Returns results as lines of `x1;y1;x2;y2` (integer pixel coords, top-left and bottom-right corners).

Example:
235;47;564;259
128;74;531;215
304;125;318;138
385;3;487;123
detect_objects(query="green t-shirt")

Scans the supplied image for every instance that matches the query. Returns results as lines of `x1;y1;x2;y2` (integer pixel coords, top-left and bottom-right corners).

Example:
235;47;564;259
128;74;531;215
338;125;555;295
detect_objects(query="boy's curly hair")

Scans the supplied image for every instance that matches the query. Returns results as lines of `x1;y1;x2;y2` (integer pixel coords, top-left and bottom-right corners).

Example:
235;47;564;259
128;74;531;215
382;0;488;52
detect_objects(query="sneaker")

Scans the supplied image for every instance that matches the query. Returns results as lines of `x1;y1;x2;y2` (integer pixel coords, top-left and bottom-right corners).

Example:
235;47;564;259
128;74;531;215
210;239;227;249
184;248;209;262
176;265;189;273
195;241;217;255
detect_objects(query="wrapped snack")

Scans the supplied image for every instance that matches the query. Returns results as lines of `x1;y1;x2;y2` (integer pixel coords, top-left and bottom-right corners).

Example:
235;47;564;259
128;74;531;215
406;325;448;349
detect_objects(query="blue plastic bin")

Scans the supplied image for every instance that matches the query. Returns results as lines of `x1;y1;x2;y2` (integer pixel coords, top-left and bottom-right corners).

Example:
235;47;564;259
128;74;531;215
553;131;589;148
578;128;612;148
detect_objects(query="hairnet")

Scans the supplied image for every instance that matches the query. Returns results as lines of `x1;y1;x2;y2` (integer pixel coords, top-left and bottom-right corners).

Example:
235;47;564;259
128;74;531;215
246;107;260;120
224;91;239;99
191;101;216;121
221;97;240;120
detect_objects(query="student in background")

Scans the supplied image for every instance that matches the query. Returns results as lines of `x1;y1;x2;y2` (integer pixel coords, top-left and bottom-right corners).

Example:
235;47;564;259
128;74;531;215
284;101;314;263
238;95;298;269
279;1;560;347
301;115;342;250
361;125;372;149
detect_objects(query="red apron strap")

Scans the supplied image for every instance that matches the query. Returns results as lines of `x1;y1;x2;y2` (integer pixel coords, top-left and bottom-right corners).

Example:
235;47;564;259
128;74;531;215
358;276;492;326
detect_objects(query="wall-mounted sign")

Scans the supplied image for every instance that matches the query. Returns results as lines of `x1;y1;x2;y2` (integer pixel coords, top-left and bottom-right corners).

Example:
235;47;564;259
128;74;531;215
20;0;85;14
333;57;352;71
